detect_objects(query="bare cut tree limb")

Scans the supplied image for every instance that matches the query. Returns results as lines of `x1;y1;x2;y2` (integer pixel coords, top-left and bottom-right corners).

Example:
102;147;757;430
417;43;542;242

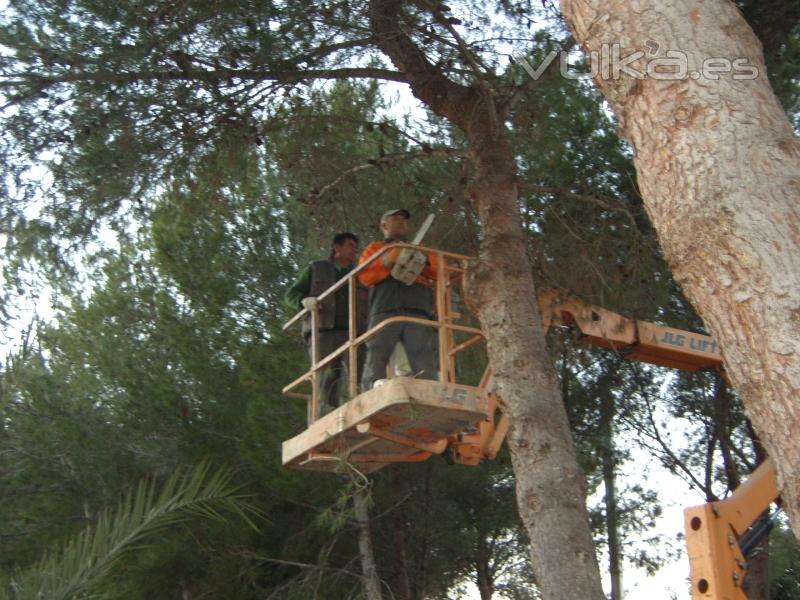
309;147;465;201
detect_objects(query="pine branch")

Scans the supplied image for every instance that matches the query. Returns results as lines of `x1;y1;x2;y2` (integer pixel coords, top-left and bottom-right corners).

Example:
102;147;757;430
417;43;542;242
307;147;465;201
0;66;407;90
369;0;475;129
524;184;640;231
501;36;575;117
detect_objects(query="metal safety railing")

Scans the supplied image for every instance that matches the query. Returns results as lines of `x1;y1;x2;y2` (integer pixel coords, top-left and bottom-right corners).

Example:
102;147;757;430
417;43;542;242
282;244;485;425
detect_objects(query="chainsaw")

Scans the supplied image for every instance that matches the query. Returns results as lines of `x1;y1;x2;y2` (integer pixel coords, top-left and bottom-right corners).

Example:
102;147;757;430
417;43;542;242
391;213;435;285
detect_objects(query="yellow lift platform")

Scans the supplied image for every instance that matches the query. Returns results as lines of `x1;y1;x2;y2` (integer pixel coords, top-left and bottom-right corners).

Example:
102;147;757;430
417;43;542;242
281;243;726;473
281;244;499;472
282;376;490;473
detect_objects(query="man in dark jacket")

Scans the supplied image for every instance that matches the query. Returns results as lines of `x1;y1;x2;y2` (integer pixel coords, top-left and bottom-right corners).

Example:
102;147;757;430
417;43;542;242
285;232;366;408
357;210;439;391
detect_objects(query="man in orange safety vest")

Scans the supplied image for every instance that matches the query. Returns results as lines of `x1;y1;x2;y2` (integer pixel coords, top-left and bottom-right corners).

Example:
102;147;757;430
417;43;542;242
357;209;439;390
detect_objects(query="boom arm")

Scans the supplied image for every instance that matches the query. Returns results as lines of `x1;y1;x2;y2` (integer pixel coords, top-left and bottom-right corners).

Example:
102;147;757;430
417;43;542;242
684;460;779;599
449;289;778;600
449;288;725;465
537;289;723;371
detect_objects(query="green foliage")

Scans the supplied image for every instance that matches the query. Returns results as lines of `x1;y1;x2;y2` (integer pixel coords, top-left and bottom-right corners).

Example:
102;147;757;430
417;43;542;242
553;344;677;575
5;461;260;600
508;32;671;316
0;185;345;597
769;523;800;600
364;455;537;599
737;0;800;126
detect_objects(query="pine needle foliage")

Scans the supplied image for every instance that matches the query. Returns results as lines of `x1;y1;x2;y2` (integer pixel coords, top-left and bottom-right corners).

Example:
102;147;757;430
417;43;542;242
5;461;261;600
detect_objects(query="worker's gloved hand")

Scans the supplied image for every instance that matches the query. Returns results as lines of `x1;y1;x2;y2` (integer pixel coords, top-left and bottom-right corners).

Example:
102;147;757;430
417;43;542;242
301;297;318;310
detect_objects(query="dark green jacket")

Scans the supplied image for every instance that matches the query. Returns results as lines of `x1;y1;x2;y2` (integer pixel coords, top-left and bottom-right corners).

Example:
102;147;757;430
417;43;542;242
285;260;367;333
284;261;353;329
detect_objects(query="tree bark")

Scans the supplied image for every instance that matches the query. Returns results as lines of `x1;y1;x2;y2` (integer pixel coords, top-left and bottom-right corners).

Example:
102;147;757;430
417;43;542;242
559;0;800;537
353;488;383;600
369;2;605;599
464;118;604;600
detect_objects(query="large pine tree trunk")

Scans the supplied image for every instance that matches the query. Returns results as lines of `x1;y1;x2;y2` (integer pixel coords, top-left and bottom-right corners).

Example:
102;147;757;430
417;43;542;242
464;126;604;600
559;0;800;536
369;3;605;598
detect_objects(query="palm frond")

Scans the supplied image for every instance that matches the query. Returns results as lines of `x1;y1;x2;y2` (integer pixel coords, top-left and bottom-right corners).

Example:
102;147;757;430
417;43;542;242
7;461;262;600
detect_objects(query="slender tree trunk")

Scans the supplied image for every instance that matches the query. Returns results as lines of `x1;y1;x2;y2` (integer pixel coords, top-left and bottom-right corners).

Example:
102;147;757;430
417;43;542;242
475;535;494;600
559;0;800;537
600;388;622;600
713;377;741;493
369;3;605;598
410;464;433;600
743;424;772;600
466;118;605;600
391;512;412;600
742;508;771;600
353;489;383;600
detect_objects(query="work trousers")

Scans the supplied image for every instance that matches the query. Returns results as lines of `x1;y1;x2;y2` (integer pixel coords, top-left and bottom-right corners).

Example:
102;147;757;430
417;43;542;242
360;310;439;391
307;329;354;407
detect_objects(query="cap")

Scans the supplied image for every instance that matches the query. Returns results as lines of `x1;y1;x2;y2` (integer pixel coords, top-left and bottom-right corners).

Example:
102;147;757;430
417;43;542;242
380;208;410;224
